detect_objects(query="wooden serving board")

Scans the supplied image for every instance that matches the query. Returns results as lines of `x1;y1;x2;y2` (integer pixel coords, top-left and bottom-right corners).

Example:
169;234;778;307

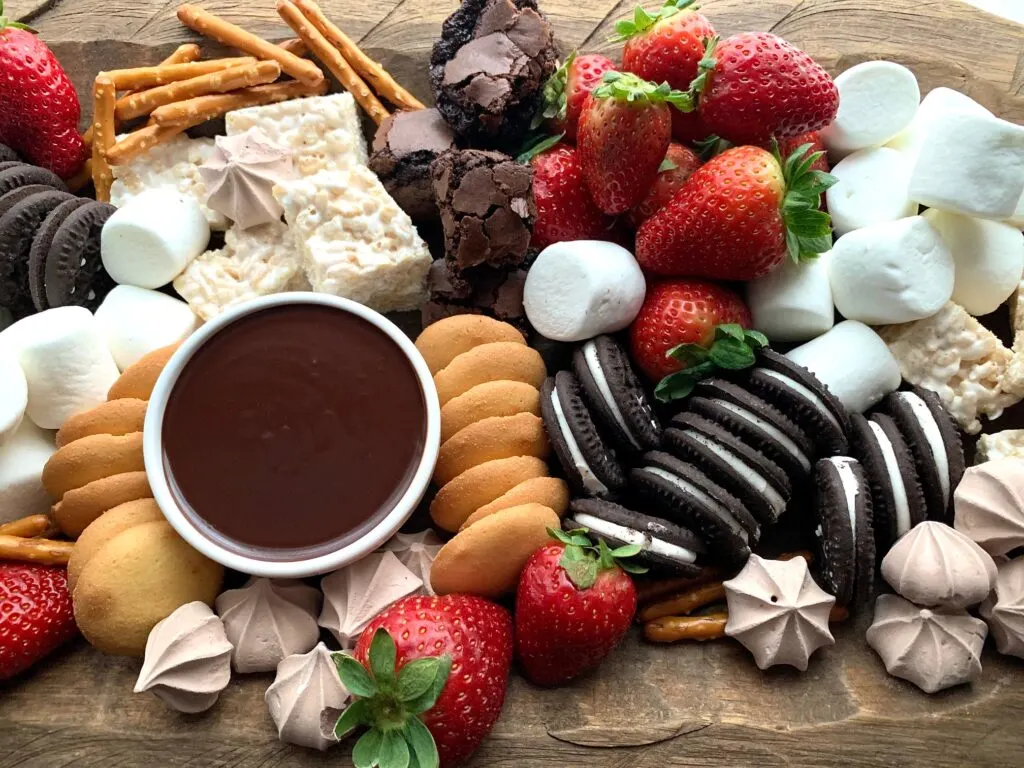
2;1;1023;766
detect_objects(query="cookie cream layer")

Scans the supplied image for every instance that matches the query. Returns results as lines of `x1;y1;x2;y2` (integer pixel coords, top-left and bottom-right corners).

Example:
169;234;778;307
582;340;640;450
715;399;811;472
550;388;607;496
571;512;698;564
868;420;912;536
684;429;787;518
899;391;951;505
645;466;748;544
760;368;844;435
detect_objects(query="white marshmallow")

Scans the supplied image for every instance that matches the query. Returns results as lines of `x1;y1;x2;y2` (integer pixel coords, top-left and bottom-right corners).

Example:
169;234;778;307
787;321;901;413
102;188;210;289
827;216;954;325
908;112;1024;220
95;285;199;371
5;307;120;430
0;348;27;449
821;61;920;157
922;208;1024;317
523;240;646;342
746;257;834;343
886;87;993;167
1007;192;1024;230
0;419;56;524
826;147;918;236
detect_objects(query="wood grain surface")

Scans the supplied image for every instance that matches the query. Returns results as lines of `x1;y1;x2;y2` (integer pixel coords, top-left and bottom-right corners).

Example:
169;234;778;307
1;0;1023;766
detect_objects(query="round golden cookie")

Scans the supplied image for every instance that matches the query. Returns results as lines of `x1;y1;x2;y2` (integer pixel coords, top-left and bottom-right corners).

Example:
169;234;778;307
433;412;550;486
433;342;546;406
73;520;224;657
41;432;145;500
416;315;525;375
107;343;180;401
460;477;569;531
430;456;549;533
67;498;164;591
431;503;560;598
440;380;540;443
51;471;152;538
56;398;148;448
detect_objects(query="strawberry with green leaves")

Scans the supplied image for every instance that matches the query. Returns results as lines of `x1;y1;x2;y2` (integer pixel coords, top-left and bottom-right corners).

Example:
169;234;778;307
636;143;837;280
535;51;616;141
654;324;768;402
626;142;701;229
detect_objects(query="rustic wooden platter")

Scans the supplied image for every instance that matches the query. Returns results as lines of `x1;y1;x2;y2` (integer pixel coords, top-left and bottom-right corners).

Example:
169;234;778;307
1;0;1023;765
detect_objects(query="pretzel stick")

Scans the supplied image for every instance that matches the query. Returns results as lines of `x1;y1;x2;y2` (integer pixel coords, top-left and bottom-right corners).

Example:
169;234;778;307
0;515;57;538
637;567;724;604
278;37;308;56
0;536;73;566
106;121;197;166
66;159;93;194
645;613;729;643
123;43;201;98
101;58;258;92
91;76;117;202
150;78;327;127
276;0;389;125
292;0;423;110
177;4;324;87
640;582;727;623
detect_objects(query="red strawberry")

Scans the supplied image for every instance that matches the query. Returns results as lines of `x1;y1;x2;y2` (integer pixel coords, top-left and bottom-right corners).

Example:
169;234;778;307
0;11;87;179
334;594;512;767
0;563;77;681
636;144;836;280
577;72;687;215
626;142;701;229
691;32;839;147
629;278;751;382
775;131;830;173
528;142;617;249
537;51;616;141
515;530;642;687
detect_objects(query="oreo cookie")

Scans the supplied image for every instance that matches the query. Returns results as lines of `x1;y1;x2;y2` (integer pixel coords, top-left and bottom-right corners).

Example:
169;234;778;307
747;349;850;455
566;498;705;575
0;190;73;320
43;201;117;311
0;185;59;218
630;451;759;563
572;335;661;454
0;145;19;163
540;370;626;499
0;164;66;197
879;387;964;524
665;412;791;525
28;197;91;311
812;456;876;606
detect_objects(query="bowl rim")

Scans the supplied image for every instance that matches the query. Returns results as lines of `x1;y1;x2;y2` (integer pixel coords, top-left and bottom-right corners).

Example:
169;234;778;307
142;292;441;578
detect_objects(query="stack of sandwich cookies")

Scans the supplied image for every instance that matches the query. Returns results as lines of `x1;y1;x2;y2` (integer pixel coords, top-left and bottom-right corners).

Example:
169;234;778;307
0;144;19;163
812;456;876;606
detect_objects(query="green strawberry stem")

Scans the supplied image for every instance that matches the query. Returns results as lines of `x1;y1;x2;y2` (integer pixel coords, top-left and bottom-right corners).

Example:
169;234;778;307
0;0;36;31
612;0;700;42
548;528;648;588
515;131;565;164
679;35;720;112
333;629;451;768
776;141;838;262
594;71;693;111
533;50;577;129
654;324;769;403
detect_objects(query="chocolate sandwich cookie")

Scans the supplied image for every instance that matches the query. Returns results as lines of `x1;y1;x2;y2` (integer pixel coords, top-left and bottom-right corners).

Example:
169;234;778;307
0;185;59;218
747;348;850;455
572;335;661;454
0;164;66;197
28;197;91;311
540;370;626;499
687;379;815;483
847;413;927;555
43;201;117;311
0;190;73;320
0;145;19;163
0;161;25;173
566;498;705;575
630;451;759;563
665;412;791;525
812;456;876;606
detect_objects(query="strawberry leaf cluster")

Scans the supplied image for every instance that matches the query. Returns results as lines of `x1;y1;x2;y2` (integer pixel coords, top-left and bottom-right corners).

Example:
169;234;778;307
777;141;838;261
654;323;768;402
549;527;647;590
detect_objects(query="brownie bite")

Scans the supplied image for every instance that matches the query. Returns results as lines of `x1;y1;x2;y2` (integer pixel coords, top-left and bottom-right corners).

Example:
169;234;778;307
421;258;529;333
430;0;558;147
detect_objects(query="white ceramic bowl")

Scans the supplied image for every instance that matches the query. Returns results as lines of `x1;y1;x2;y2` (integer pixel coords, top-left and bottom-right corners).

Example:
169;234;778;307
143;293;440;578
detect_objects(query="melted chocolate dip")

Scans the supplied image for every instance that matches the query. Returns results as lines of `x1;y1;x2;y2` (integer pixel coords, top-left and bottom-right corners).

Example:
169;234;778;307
162;304;427;556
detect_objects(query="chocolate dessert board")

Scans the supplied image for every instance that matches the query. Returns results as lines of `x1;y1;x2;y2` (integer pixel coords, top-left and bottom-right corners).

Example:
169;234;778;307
2;0;1023;766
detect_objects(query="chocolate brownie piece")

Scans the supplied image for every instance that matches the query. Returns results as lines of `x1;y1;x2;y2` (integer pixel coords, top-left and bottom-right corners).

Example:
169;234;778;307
369;108;457;222
421;258;529;332
430;0;558;146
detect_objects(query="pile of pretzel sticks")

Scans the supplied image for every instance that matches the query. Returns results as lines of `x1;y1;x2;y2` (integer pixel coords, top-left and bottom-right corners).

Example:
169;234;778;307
0;514;72;566
85;1;424;202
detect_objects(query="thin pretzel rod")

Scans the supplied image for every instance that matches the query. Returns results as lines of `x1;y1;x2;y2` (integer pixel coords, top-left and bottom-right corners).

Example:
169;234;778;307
101;57;258;91
644;613;729;643
149;78;327;127
277;37;308;56
106;121;196;166
122;43;201;97
636;567;724;604
0;536;73;566
91;76;116;202
0;515;57;538
639;582;727;623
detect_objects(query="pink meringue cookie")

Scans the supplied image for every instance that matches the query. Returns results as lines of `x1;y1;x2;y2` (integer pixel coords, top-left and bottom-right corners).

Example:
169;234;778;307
723;554;836;671
954;458;1024;556
380;529;442;594
866;593;987;693
266;642;351;751
881;521;997;608
980;556;1024;659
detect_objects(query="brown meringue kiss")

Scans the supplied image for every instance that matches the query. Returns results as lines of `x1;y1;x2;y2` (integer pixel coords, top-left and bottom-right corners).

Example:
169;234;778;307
980;557;1024;659
380;529;442;594
881;521;997;609
954;458;1024;556
265;642;351;751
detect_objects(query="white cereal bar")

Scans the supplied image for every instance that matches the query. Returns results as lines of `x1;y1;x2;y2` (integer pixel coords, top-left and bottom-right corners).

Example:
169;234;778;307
975;430;1024;463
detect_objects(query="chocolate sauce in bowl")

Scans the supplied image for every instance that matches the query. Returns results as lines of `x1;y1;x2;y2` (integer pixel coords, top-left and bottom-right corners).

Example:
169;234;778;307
161;304;427;557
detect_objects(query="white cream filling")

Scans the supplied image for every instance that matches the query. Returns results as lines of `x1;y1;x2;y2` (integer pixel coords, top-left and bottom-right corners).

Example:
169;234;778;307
684;430;787;517
900;392;950;506
583;341;640;450
551;388;608;496
829;457;859;538
644;466;749;544
714;399;811;472
571;512;698;564
760;368;844;435
868;420;912;537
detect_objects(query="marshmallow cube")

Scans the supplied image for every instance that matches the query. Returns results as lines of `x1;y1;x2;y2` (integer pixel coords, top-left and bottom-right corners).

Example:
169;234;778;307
787;321;902;413
6;307;120;430
826;147;918;236
887;87;993;167
102;188;211;289
0;419;56;524
922;209;1024;317
95;285;199;371
821;61;920;157
827;216;954;325
746;257;834;343
1008;192;1024;230
0;348;27;449
908;112;1024;220
523;240;646;342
